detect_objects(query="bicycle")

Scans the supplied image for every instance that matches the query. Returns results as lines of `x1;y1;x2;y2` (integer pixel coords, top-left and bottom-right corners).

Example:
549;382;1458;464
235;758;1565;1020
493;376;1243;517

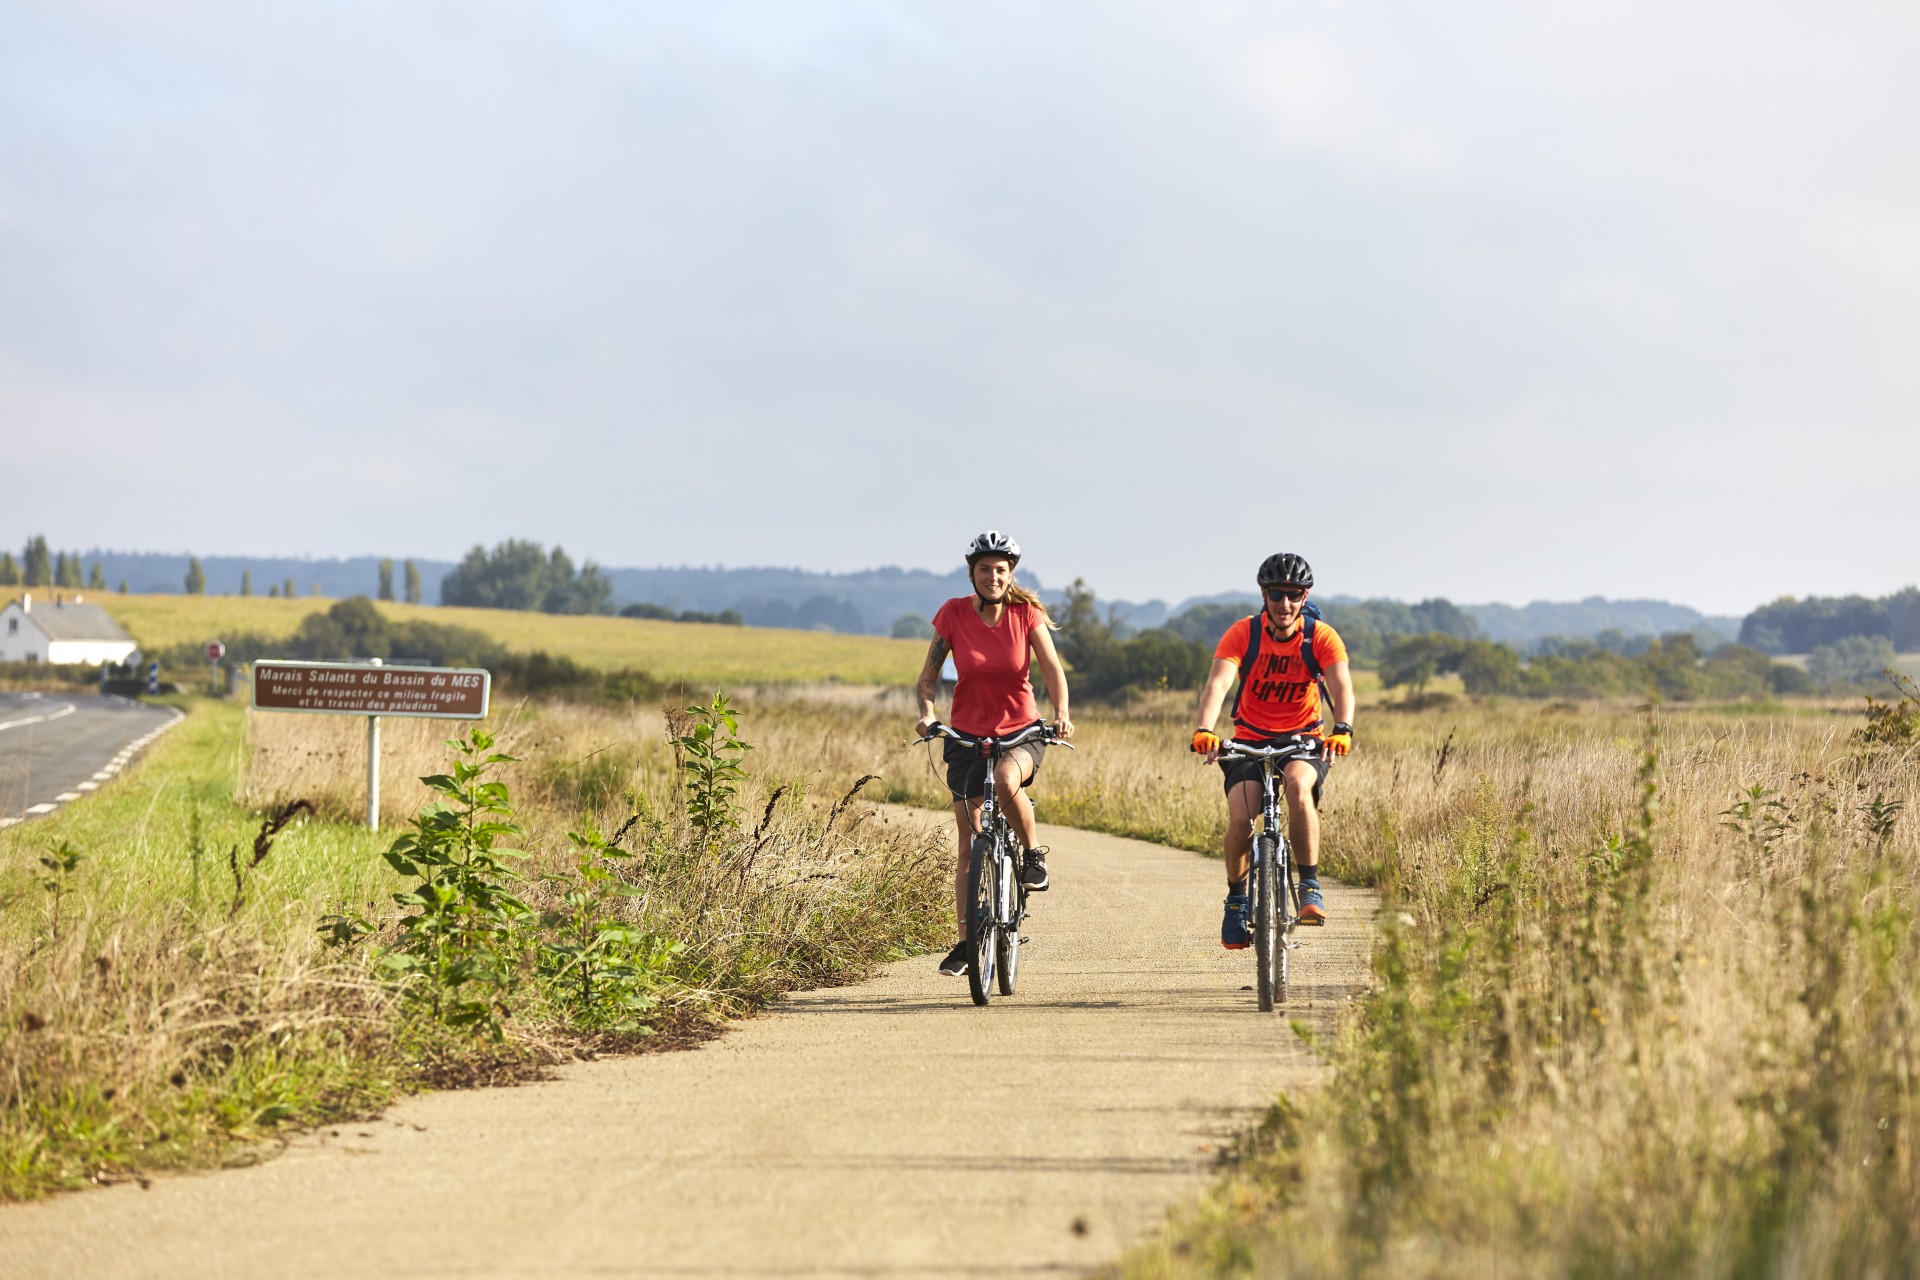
916;720;1071;1006
1215;736;1328;1012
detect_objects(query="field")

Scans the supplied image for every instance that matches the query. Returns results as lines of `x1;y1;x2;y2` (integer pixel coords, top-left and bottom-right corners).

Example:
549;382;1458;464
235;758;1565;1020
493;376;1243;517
98;593;929;685
1106;695;1920;1277
8;637;1916;1273
0;690;948;1198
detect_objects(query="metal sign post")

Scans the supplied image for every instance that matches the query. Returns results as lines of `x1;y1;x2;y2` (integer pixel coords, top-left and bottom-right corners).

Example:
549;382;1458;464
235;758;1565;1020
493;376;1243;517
251;658;491;830
367;658;382;831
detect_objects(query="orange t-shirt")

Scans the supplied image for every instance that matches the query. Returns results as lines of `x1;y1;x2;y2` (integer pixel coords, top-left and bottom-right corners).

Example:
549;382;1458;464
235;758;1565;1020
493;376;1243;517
1213;615;1348;738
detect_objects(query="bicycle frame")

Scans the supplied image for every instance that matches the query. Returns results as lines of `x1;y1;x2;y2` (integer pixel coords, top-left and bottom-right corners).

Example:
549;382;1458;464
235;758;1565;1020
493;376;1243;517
1217;736;1325;1011
917;721;1066;1006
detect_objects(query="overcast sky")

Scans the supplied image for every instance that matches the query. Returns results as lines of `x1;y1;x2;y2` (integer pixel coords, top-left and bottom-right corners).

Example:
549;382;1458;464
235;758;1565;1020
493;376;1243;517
3;1;1915;613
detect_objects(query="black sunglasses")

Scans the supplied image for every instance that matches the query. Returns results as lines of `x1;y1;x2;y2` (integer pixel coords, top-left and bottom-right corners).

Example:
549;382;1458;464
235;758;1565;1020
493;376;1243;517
1263;587;1307;603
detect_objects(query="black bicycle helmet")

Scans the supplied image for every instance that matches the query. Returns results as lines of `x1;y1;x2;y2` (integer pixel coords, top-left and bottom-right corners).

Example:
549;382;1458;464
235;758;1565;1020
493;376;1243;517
1256;552;1313;588
965;530;1021;566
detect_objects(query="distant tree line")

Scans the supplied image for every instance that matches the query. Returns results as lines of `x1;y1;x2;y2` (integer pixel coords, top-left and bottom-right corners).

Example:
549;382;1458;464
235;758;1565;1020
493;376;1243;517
1160;596;1481;666
163;596;663;702
2;536;113;591
374;558;425;604
440;540;612;615
1051;583;1490;701
1740;589;1920;654
1377;632;1816;700
730;595;865;632
1047;582;1838;704
619;602;743;626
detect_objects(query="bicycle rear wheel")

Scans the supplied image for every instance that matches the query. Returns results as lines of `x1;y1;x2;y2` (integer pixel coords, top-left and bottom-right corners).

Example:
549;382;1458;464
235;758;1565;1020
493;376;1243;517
967;834;998;1006
1253;834;1281;1012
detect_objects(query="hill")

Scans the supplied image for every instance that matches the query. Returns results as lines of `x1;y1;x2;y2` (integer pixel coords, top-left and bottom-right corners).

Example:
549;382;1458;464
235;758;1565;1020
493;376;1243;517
1461;597;1741;647
41;551;1756;649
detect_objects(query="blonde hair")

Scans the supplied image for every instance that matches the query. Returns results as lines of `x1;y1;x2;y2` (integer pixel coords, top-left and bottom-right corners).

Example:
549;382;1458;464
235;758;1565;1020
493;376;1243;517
1003;577;1060;630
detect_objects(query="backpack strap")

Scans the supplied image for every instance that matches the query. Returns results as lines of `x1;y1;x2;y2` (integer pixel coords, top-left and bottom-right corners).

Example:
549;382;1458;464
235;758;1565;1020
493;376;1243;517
1226;615;1261;731
1230;608;1336;738
1299;607;1333;727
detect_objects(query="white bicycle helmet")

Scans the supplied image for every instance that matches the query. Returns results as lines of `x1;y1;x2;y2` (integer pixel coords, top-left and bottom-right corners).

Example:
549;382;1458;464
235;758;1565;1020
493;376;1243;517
965;530;1021;566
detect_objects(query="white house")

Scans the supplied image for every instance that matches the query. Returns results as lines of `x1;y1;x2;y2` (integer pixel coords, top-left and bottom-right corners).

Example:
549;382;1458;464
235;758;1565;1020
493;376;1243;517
0;594;139;665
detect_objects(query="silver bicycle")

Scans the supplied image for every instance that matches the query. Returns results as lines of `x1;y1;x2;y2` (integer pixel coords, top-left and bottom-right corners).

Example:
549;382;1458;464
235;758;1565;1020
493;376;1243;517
1216;736;1326;1011
917;720;1069;1006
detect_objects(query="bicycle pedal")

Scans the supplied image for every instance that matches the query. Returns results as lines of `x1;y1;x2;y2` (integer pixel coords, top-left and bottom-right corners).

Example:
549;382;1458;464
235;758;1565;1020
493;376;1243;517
1018;935;1031;944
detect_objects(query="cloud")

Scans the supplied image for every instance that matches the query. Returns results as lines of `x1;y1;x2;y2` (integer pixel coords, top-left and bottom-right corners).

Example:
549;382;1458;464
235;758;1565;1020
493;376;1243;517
2;0;1916;613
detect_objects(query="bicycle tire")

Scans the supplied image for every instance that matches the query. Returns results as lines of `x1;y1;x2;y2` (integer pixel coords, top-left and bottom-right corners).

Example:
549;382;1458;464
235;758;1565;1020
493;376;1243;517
1254;833;1281;1011
996;839;1022;996
967;833;998;1006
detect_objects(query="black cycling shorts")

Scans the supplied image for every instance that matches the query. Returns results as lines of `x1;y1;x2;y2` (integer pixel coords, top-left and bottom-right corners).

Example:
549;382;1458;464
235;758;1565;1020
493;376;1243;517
943;728;1046;801
1220;736;1329;807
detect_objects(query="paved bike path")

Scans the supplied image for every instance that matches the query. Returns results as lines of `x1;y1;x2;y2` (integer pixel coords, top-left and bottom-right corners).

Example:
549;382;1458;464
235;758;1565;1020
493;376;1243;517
0;816;1375;1278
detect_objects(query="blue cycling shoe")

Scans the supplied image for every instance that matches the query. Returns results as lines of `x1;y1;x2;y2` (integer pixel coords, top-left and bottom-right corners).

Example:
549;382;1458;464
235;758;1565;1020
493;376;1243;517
1298;881;1326;925
1221;893;1250;949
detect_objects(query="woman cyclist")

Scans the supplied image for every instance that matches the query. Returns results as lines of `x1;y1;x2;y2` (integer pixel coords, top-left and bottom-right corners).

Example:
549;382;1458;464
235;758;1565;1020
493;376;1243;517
914;531;1073;977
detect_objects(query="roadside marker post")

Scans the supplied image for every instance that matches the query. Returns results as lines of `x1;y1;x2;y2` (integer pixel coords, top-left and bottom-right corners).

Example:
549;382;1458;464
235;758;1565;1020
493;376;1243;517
251;658;492;831
367;659;381;831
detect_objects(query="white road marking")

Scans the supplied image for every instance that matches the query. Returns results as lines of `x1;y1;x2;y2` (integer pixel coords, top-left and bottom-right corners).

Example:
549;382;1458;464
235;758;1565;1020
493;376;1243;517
0;702;78;733
0;704;189;822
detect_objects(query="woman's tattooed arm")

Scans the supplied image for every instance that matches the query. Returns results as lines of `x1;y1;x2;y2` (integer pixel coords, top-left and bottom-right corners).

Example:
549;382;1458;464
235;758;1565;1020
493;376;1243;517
916;635;950;726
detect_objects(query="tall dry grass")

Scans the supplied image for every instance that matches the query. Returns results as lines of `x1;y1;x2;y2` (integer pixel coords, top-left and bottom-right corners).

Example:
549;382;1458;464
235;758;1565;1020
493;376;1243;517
1111;698;1920;1277
1;690;949;1198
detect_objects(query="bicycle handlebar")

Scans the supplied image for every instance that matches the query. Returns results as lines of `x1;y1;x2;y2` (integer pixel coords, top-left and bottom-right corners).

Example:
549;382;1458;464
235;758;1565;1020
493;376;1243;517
914;721;1075;751
1214;738;1326;763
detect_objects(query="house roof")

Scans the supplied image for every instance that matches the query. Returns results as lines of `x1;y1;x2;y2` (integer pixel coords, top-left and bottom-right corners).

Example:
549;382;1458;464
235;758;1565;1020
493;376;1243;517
8;600;135;644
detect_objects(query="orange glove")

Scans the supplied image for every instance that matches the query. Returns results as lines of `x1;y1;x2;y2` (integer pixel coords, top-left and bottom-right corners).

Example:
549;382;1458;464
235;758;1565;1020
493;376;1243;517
1191;729;1220;755
1325;722;1353;757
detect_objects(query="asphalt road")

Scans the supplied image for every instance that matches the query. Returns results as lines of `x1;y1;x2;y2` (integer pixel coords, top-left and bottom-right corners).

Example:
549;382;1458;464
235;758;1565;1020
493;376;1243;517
0;814;1375;1278
0;690;181;826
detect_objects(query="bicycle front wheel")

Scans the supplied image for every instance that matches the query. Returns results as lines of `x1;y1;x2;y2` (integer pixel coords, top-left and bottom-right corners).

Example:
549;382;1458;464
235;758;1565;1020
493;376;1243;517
967;834;998;1006
1253;834;1281;1012
996;842;1022;996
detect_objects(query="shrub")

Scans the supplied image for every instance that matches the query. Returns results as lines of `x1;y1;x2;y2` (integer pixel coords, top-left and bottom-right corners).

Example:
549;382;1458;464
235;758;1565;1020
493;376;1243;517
891;613;934;639
1853;672;1920;749
1808;635;1898;689
441;539;613;615
1059;580;1212;699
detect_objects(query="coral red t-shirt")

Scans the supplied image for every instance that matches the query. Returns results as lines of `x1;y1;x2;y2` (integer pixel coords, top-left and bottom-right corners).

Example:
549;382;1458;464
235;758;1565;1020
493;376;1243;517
1213;614;1349;738
932;597;1042;736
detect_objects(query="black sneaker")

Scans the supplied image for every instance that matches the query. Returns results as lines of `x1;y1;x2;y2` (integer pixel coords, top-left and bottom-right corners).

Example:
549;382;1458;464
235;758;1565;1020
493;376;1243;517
1020;846;1050;892
937;942;969;975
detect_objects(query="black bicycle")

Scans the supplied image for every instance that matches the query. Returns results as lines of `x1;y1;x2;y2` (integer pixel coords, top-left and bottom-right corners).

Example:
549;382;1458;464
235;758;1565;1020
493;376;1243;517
916;721;1069;1006
1216;736;1326;1011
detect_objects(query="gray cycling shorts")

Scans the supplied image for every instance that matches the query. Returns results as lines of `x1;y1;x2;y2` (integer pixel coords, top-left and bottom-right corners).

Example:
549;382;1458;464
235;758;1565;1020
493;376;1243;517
1220;739;1329;807
943;732;1045;801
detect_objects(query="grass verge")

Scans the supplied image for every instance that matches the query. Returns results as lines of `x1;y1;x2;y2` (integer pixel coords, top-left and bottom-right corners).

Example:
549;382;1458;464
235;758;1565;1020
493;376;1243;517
1114;699;1920;1277
0;692;947;1199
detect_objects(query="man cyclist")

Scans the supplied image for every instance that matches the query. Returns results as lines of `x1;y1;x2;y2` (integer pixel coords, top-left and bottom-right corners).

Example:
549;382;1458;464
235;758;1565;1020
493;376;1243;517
1189;553;1354;947
914;531;1073;977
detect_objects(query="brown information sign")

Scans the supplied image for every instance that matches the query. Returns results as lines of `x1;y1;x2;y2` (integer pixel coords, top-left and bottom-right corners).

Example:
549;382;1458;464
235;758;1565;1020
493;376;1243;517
252;661;491;719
